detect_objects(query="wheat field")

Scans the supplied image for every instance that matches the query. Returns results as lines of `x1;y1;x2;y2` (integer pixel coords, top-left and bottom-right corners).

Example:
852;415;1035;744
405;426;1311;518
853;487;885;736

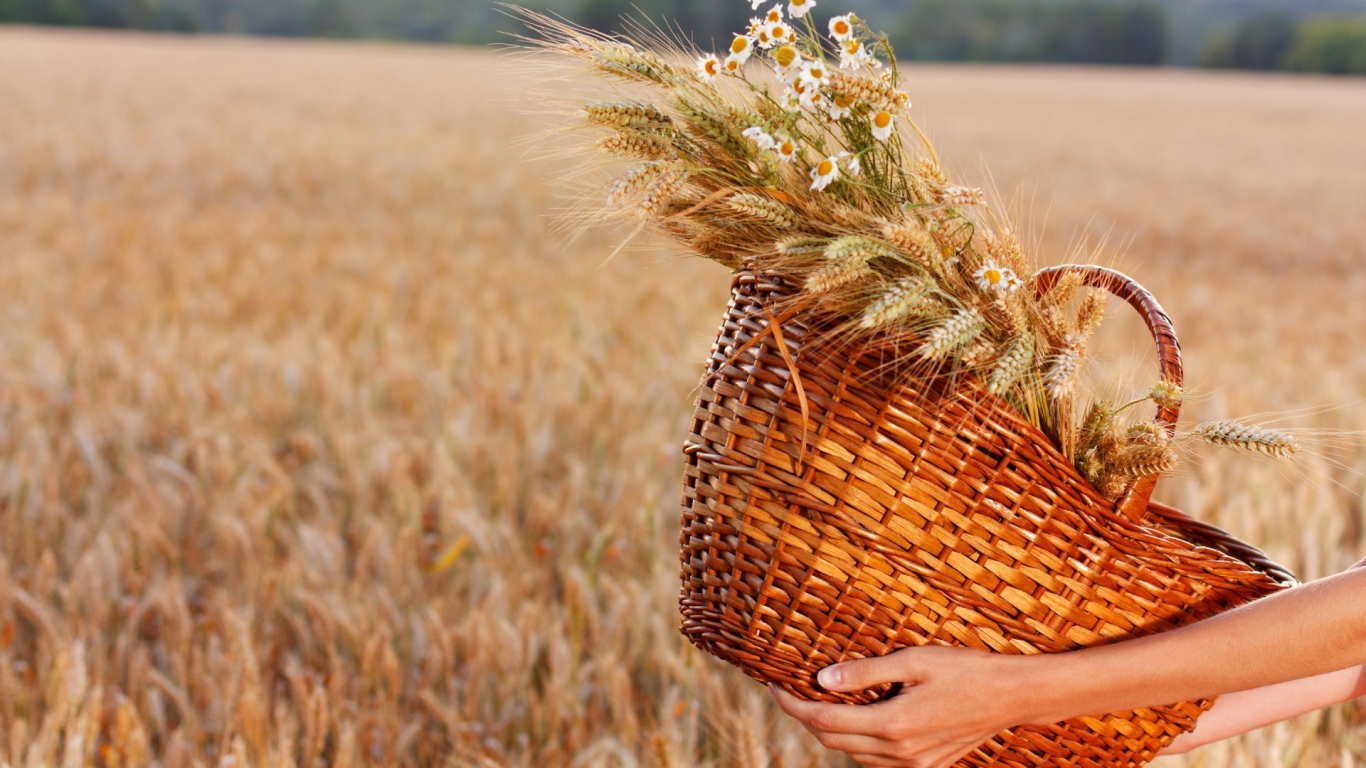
1;25;1365;768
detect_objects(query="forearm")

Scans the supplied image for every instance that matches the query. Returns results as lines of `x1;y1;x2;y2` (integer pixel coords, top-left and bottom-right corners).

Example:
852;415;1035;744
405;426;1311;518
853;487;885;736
1165;664;1366;754
1017;567;1366;726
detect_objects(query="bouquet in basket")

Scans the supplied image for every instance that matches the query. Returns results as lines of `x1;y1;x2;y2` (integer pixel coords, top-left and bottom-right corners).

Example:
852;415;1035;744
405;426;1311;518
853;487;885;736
514;5;1301;766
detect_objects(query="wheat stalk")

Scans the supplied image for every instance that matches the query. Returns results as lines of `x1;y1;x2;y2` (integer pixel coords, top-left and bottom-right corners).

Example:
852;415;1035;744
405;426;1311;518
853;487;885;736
727;192;795;229
1043;344;1081;399
920;307;985;360
859;277;935;328
826;71;907;111
639;170;690;213
987;334;1034;395
1149;380;1183;409
1189;421;1300;457
939;186;986;207
598;131;673;160
607;162;671;206
1111;442;1178;478
1075;290;1106;337
591;42;683;86
584;102;672;129
805;257;874;294
776;236;828;256
881;219;941;271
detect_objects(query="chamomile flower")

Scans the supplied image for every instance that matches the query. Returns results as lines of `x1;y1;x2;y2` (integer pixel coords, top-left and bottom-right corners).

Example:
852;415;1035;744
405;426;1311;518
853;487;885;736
973;262;1021;294
742;126;777;151
697;53;721;82
827;92;852;120
771;43;802;73
799;85;826;111
782;88;802;110
798;60;829;88
787;0;815;18
764;21;794;47
810;155;841;191
871;110;894;141
723;54;745;74
838;39;870;69
754;26;773;48
728;34;754;63
837;151;862;177
828;14;855;41
750;0;765;8
747;17;764;36
775;136;798;162
765;5;783;23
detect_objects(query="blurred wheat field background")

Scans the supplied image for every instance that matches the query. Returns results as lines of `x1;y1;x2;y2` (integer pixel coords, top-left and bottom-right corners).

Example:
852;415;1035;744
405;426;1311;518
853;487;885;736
1;25;1366;768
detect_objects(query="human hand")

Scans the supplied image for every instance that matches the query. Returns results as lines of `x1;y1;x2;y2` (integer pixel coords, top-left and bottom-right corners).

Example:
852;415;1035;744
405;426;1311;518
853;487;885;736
768;645;1042;768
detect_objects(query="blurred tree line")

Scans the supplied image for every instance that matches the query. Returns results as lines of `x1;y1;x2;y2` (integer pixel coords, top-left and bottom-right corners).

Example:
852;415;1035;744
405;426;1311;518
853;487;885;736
1;0;1363;74
1201;11;1366;74
891;0;1167;64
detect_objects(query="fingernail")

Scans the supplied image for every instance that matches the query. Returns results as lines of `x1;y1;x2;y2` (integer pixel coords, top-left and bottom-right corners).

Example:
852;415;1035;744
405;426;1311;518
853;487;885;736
817;665;841;688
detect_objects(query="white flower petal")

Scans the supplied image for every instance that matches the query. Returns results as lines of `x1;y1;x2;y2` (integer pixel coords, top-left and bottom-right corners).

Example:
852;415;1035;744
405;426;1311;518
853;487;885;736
828;14;854;41
870;111;894;141
809;156;840;191
696;53;720;82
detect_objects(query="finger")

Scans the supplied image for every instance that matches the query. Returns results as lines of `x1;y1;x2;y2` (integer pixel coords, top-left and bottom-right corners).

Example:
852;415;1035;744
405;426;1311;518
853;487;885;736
769;684;893;736
818;650;926;693
849;755;901;768
803;729;888;756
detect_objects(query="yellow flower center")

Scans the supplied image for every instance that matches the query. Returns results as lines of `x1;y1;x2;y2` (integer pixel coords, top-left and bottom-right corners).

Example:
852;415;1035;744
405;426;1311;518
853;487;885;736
767;9;781;22
817;160;834;176
874;111;892;129
731;36;749;54
984;269;1002;285
724;58;740;71
833;19;849;35
771;24;785;39
774;45;798;67
757;30;770;44
704;59;719;75
845;40;861;54
834;93;851;108
780;141;794;155
810;66;824;79
794;0;807;6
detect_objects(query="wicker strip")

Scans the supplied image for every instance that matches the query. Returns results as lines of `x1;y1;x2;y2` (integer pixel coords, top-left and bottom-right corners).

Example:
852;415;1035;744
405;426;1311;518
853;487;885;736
679;269;1294;768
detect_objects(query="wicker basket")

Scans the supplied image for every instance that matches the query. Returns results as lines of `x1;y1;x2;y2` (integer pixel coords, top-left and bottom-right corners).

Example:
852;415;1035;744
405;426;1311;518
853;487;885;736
679;265;1296;767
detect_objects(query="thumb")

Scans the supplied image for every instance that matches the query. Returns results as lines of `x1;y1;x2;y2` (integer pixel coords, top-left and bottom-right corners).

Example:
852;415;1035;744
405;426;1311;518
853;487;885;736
817;648;926;693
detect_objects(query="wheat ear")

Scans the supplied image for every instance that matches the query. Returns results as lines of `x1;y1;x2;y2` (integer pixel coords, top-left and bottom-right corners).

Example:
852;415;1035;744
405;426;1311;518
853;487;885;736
986;335;1034;395
920;308;984;360
1189;421;1300;457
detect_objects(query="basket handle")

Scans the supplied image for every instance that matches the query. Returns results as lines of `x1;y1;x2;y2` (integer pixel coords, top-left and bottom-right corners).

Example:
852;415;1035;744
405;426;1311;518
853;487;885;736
1032;265;1183;524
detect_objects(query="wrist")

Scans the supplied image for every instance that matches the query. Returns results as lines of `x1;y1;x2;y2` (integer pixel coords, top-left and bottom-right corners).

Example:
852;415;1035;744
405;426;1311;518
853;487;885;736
1010;648;1108;726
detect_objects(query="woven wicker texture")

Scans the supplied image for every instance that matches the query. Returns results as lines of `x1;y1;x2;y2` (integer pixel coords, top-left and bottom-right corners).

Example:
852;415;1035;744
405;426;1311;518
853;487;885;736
679;268;1296;767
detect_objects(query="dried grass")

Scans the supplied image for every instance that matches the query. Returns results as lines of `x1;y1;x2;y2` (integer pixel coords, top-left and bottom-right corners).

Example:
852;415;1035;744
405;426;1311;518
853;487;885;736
0;27;1365;768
